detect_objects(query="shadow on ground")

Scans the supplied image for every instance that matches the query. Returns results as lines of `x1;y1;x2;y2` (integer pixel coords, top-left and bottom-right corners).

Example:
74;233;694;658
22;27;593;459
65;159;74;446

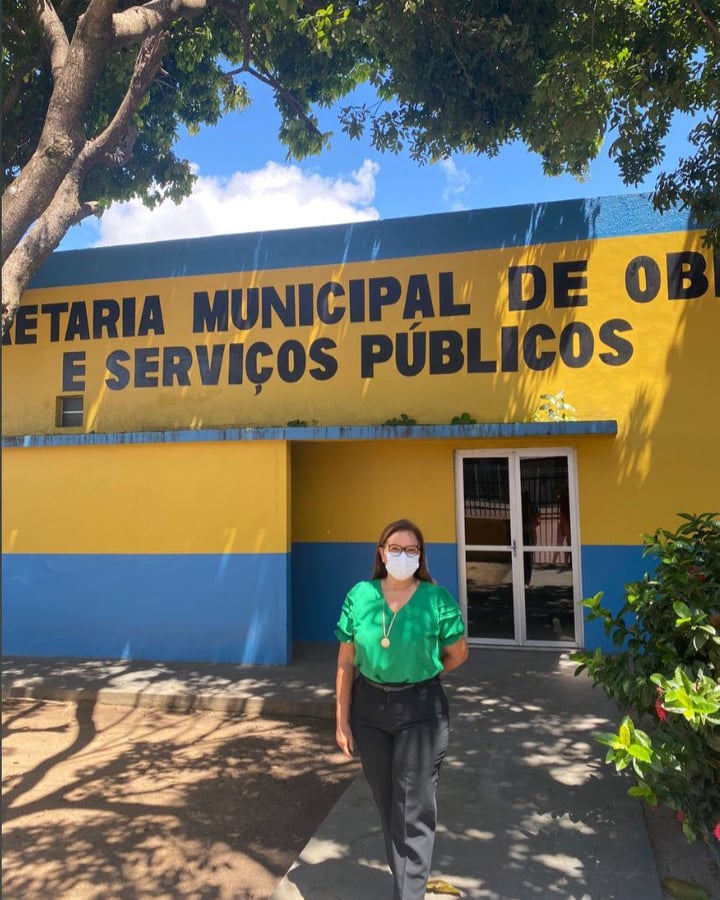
2;698;358;899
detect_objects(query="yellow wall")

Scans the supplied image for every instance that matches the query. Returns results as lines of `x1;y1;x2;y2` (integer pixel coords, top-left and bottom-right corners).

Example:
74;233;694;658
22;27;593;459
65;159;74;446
291;432;717;546
4;232;718;440
2;441;290;554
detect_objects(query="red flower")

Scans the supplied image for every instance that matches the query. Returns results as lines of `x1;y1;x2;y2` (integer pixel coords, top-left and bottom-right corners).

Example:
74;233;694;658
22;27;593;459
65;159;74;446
714;823;720;841
655;698;668;722
676;811;685;823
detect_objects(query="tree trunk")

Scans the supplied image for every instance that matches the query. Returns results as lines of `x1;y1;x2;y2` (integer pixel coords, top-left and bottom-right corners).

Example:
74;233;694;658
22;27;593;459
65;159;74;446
2;0;116;266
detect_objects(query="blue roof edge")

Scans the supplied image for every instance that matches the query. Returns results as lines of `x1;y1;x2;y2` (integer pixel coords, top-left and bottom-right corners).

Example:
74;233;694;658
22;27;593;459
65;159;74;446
2;420;618;448
29;193;696;289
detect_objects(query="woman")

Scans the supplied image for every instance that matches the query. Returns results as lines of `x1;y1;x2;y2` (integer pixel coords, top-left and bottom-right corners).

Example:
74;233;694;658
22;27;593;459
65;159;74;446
335;518;469;900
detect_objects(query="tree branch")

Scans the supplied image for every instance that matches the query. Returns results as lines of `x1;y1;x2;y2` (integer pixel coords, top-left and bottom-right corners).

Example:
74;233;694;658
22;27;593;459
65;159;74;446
244;64;323;138
689;0;720;44
112;0;209;47
29;0;70;79
2;56;41;119
2;13;27;37
81;32;169;170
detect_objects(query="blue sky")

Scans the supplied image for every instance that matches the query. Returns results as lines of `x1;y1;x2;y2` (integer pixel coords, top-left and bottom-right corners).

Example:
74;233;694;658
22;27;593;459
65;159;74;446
60;82;693;251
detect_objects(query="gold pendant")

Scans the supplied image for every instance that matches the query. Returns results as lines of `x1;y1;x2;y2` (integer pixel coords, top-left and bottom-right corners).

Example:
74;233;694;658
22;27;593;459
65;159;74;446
380;637;391;648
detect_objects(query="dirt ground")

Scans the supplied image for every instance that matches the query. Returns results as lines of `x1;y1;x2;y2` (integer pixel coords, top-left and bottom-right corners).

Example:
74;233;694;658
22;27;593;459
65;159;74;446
2;698;360;900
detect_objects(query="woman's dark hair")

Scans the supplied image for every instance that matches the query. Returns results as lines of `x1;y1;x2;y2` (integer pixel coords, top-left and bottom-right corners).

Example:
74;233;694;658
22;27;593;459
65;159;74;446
371;518;433;582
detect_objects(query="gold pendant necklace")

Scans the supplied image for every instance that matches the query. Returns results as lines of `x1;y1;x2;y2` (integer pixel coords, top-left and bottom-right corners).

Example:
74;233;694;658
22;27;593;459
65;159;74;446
381;607;398;648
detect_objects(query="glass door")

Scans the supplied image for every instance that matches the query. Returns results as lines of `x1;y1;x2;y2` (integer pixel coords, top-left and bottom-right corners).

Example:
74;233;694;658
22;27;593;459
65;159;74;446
455;449;582;647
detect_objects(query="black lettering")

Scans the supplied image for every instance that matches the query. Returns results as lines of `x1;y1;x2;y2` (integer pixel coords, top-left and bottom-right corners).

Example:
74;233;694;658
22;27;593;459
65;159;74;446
349;279;365;322
625;256;661;303
317;282;345;325
554;260;588;307
261;286;295;328
162;347;193;386
501;326;519;372
228;343;244;384
105;350;130;391
122;297;136;337
230;288;259;330
41;303;69;342
246;342;273;384
403;275;435;320
396;331;426;376
277;340;306;383
467;328;497;373
65;302;90;341
93;300;120;339
508;265;546;311
134;347;160;387
438;272;470;316
667;251;708;300
360;334;393;377
429;330;464;374
309;338;338;381
298;284;315;326
193;290;228;332
369;277;401;321
62;351;86;390
196;345;225;385
14;305;38;344
559;322;593;368
599;319;634;366
523;324;555;370
137;295;164;336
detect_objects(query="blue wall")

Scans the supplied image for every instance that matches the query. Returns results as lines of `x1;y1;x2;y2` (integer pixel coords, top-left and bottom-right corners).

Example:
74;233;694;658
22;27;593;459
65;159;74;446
2;553;290;664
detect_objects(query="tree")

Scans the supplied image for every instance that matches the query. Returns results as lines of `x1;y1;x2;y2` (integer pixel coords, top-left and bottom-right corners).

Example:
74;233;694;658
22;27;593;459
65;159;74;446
3;1;718;337
340;1;719;241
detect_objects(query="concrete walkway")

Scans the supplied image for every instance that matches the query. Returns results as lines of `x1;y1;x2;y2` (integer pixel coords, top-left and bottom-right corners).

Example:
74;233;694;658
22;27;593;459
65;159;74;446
2;644;663;899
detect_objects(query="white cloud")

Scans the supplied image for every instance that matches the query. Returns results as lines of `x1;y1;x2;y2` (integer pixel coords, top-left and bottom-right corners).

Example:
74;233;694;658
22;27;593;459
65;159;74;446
94;159;380;247
439;158;472;211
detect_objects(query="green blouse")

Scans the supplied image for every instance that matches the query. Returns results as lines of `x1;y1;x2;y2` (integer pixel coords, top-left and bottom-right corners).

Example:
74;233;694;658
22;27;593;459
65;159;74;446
335;579;466;684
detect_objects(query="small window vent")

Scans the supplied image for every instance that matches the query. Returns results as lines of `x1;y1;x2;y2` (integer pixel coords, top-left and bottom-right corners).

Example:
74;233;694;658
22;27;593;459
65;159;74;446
56;395;84;428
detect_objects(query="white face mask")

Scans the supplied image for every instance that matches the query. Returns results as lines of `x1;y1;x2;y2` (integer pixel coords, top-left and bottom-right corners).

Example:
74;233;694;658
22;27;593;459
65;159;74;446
384;551;420;581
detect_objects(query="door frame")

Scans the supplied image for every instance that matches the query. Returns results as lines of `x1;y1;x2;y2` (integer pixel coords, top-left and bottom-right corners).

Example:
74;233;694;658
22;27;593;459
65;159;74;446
454;447;584;649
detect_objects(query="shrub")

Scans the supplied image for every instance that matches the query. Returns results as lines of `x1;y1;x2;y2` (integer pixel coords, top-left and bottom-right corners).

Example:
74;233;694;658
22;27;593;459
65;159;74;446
572;512;720;843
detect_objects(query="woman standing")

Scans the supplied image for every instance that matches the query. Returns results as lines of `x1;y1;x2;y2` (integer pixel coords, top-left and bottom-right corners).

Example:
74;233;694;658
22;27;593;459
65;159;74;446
335;518;469;900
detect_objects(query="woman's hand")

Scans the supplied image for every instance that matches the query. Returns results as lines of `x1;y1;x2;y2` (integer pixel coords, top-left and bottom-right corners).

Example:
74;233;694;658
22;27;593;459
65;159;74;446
336;719;355;758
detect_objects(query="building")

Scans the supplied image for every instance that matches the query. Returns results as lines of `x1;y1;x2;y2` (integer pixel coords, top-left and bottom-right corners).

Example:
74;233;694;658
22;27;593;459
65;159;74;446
2;194;718;663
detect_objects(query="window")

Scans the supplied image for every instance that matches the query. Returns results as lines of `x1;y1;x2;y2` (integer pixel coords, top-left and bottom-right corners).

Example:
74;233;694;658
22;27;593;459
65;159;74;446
56;395;84;428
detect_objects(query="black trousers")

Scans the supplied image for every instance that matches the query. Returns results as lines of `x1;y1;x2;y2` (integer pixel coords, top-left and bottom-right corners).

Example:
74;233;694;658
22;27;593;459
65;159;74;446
350;675;450;900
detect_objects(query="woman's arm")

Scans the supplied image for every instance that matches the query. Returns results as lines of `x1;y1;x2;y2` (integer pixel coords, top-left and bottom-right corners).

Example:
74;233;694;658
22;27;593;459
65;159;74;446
441;636;469;673
335;641;356;758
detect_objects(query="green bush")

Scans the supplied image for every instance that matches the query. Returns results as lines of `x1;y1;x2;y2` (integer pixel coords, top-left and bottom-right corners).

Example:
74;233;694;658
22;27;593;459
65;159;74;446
572;512;720;843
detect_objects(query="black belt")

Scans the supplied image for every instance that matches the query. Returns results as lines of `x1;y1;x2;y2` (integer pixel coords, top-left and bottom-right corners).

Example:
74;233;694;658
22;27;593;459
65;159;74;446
360;674;438;693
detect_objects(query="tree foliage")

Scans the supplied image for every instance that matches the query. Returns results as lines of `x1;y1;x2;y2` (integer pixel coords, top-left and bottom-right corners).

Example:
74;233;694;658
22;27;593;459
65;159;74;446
2;0;718;336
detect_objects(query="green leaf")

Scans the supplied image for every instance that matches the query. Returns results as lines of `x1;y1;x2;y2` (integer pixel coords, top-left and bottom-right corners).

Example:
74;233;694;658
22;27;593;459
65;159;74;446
627;743;652;763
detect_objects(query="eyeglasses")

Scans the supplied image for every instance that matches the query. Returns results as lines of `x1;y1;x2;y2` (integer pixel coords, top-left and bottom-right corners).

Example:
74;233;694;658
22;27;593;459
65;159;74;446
384;544;421;558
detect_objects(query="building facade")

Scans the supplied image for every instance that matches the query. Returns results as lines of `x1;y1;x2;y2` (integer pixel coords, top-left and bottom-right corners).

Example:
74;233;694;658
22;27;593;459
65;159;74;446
2;194;718;663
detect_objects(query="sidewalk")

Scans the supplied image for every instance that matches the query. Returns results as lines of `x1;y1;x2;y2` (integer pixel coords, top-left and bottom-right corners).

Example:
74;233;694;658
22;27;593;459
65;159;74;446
2;644;664;899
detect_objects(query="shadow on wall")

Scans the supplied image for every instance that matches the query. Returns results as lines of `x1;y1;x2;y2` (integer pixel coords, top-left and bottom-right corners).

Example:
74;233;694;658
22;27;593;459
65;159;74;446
582;230;718;633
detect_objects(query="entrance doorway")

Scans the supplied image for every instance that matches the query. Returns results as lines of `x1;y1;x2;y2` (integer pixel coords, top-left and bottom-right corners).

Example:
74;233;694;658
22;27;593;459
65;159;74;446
455;449;582;647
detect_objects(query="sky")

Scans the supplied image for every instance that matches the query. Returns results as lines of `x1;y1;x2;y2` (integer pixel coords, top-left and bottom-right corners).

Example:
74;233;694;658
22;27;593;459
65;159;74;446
59;81;693;252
